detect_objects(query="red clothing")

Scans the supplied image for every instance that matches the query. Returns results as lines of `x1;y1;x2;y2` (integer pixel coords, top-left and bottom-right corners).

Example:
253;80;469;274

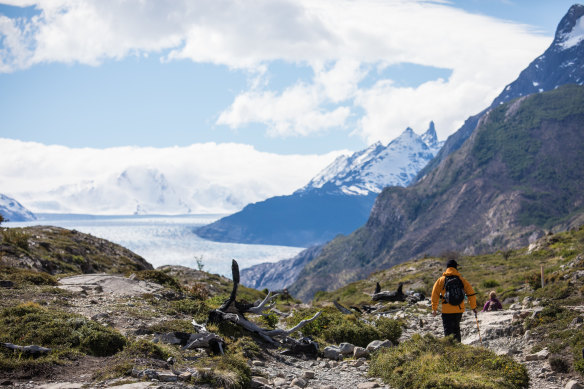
482;298;503;311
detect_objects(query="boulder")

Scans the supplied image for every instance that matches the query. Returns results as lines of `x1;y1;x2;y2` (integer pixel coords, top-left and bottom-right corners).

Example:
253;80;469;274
353;347;369;359
565;380;583;389
366;339;392;352
339;342;355;355
323;346;341;360
291;377;307;388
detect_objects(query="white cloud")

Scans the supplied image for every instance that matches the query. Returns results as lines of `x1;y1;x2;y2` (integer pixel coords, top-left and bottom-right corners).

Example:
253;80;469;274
0;0;552;142
0;138;346;214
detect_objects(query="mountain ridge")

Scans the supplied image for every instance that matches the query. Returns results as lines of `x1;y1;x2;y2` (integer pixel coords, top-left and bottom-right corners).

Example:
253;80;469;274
289;84;584;301
415;3;584;182
195;124;442;247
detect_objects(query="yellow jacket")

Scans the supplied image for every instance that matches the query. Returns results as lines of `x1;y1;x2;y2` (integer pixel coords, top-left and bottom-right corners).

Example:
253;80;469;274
431;267;477;313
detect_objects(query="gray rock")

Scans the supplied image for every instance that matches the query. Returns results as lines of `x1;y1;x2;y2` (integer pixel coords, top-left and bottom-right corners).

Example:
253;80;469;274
291;377;307;388
525;348;549;361
303;371;315;380
157;373;178;382
251;376;269;388
323;346;341;360
273;377;287;387
357;382;379;389
353;347;370;359
252;360;266;367
366;339;392;352
565;380;583;389
339;342;355;355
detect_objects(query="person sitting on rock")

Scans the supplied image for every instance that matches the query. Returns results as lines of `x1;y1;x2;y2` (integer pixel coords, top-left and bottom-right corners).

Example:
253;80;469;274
431;259;477;342
482;291;503;312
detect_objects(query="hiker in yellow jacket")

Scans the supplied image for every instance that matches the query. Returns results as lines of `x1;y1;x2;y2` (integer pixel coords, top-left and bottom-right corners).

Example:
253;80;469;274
431;259;477;342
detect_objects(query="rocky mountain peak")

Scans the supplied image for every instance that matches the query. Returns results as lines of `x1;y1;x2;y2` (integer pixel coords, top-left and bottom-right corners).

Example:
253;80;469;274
554;3;584;48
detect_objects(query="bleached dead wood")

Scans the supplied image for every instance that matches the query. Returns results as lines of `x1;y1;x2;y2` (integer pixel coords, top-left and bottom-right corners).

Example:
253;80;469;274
206;259;321;348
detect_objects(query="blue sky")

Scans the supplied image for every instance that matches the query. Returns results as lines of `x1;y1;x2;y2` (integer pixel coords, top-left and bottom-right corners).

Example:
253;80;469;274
0;0;578;155
0;0;582;216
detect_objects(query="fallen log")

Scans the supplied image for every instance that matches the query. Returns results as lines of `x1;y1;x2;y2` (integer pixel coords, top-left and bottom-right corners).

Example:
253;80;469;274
207;260;321;350
372;282;406;302
2;343;51;357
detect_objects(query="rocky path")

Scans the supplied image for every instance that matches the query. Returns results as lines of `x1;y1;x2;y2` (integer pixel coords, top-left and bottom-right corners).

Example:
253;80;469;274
5;275;583;389
249;355;387;389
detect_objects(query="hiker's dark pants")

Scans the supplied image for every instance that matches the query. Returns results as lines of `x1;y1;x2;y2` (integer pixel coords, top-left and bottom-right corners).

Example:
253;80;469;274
441;313;463;342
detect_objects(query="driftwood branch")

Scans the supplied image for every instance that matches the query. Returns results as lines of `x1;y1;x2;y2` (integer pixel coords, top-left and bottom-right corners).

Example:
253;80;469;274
333;300;353;314
372;282;406;302
247;291;279;314
207;259;321;351
2;343;51;356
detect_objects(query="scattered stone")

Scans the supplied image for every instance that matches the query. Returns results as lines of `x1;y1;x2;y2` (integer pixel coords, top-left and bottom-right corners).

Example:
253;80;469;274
303;370;315;380
273;377;287;387
357;382;379;389
252;360;266;367
291;377;307;388
251;376;270;388
352;359;365;367
525;348;549;361
366;339;392;352
570;316;583;328
323;346;341;360
157;372;178;382
339;342;355;355
353;347;369;359
178;372;192;381
565;380;583;389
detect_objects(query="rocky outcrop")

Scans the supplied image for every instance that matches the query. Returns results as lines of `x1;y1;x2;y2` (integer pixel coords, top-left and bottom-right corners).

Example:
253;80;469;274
416;4;584;183
0;225;152;274
290;85;584;301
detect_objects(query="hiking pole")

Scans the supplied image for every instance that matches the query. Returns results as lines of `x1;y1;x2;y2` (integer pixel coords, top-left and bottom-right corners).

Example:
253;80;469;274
474;310;483;346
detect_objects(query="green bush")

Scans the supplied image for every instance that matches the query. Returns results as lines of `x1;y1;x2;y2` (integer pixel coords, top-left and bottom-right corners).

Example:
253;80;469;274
169;299;209;322
1;229;30;251
134;270;183;292
0;267;57;286
482;280;500;288
287;307;401;348
369;334;528;389
124;339;169;360
0;302;125;357
375;317;402;344
196;352;251;389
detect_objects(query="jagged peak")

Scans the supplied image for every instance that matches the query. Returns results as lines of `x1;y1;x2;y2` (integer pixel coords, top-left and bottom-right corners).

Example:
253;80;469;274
555;4;584;49
421;121;438;146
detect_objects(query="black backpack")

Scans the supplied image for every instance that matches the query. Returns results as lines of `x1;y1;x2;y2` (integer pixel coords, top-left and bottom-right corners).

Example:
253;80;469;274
443;275;465;306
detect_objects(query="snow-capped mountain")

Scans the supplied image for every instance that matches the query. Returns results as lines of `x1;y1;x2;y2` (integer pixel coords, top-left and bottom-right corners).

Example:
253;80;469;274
299;123;442;196
37;166;245;215
195;123;443;247
417;4;584;181
0;193;36;221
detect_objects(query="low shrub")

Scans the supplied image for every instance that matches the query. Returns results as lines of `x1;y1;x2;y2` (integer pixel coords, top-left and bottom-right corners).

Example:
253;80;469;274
123;339;169;360
134;270;183;292
375;317;402;344
0;302;125;357
169;299;209;322
0;267;57;286
369;334;528;389
196;352;251;389
287;307;402;347
148;319;194;334
482;279;500;288
1;229;30;251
